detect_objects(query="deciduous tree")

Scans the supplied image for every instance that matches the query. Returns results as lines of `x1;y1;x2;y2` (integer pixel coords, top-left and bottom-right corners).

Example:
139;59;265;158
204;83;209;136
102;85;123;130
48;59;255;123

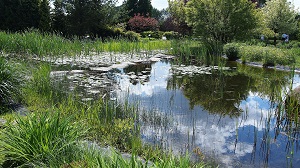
185;0;259;43
262;0;298;36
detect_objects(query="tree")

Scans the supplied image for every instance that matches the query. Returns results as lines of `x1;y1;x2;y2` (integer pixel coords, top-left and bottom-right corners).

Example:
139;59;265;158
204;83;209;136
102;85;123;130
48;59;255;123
185;0;260;43
65;0;116;37
167;0;192;35
126;0;138;17
0;0;40;31
52;0;67;34
39;0;51;32
137;0;152;16
262;0;298;38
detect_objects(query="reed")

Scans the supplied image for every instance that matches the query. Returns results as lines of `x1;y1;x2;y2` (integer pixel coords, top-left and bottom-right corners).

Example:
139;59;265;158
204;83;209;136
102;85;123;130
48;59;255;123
0;30;172;60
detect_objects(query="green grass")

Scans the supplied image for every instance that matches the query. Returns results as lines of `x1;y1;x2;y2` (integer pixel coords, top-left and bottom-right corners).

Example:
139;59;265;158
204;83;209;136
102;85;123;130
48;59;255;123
0;30;172;59
0;56;24;110
0;111;86;167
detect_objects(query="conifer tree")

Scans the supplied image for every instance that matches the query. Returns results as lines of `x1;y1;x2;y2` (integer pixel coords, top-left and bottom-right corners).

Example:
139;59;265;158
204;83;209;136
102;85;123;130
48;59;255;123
39;0;51;32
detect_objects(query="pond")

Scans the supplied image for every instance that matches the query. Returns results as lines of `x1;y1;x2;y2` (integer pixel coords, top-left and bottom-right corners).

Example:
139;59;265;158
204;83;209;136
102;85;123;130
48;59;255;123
50;54;300;167
115;60;300;167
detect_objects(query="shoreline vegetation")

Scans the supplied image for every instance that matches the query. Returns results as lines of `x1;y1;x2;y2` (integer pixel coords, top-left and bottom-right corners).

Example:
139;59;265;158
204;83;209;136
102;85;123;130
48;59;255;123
0;30;212;168
0;30;300;167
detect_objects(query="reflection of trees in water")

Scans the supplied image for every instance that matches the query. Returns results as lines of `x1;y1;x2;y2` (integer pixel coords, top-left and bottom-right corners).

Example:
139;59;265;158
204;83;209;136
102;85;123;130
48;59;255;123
167;69;253;117
167;63;292;117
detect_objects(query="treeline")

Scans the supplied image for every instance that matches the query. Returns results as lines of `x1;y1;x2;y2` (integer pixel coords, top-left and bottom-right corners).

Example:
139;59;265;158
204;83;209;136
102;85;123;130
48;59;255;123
0;0;120;37
0;0;167;38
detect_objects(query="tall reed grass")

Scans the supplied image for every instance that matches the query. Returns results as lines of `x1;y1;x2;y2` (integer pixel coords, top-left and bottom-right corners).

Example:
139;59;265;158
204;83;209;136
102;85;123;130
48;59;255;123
0;30;172;59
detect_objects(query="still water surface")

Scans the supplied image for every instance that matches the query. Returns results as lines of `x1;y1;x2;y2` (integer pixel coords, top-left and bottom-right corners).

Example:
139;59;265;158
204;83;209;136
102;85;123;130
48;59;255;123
116;60;300;167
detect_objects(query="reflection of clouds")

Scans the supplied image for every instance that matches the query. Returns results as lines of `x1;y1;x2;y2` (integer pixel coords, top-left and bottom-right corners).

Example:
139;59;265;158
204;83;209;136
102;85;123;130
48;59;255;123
239;92;275;131
117;61;300;167
140;91;276;167
119;62;170;97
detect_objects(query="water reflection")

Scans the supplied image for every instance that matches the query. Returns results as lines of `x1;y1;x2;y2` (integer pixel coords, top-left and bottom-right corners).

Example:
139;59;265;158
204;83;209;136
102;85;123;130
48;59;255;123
117;60;300;167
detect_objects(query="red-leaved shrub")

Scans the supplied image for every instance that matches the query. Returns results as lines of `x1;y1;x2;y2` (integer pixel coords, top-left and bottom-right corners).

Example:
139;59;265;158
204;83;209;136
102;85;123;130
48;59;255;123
127;14;158;33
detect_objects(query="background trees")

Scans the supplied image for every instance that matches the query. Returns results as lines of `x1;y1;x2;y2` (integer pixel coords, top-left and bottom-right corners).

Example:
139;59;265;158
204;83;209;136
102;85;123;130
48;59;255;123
185;0;260;43
262;0;298;36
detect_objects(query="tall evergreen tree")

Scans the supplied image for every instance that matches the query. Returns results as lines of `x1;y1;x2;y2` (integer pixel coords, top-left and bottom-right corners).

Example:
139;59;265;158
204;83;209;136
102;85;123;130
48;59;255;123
0;0;40;31
126;0;138;17
39;0;51;32
20;0;41;29
137;0;152;16
52;0;66;34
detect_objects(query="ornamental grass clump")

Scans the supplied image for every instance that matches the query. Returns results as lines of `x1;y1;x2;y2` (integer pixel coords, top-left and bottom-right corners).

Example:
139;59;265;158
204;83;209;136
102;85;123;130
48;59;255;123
0;56;22;106
0;111;85;167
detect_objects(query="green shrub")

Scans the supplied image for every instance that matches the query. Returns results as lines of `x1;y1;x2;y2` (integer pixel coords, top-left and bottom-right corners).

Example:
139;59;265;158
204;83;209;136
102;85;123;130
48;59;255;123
0;111;85;167
140;31;163;39
0;56;23;105
223;43;243;61
163;31;179;40
124;31;140;41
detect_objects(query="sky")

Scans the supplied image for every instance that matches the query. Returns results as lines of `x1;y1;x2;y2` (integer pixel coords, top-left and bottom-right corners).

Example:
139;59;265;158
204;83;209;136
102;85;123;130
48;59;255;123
117;0;300;11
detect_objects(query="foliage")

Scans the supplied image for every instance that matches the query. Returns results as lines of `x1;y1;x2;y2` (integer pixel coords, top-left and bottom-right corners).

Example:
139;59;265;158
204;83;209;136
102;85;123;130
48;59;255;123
185;0;260;43
124;31;141;41
0;57;23;105
52;0;66;34
0;111;85;167
125;0;152;17
238;45;296;66
127;14;159;33
167;0;192;35
137;0;153;16
262;0;298;35
0;0;40;31
223;43;243;61
38;0;51;32
163;31;180;39
140;31;163;39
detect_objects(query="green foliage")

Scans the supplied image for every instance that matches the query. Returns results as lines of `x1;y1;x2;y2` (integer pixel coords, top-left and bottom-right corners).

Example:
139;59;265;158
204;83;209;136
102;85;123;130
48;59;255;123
0;57;23;105
140;31;163;39
163;31;179;40
124;31;141;41
238;45;296;66
0;111;85;167
262;0;298;34
38;0;51;32
185;0;260;43
0;0;40;31
223;43;243;61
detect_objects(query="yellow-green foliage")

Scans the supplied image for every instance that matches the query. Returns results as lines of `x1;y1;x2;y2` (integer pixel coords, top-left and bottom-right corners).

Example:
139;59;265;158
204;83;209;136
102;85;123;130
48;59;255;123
224;43;296;66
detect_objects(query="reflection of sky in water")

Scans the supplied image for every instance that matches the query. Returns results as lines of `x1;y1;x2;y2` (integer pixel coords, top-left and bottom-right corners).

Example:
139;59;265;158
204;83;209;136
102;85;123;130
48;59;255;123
117;61;300;167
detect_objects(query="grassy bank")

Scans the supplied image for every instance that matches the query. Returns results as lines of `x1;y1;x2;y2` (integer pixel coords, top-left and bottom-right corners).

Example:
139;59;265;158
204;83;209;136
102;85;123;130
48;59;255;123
0;30;172;58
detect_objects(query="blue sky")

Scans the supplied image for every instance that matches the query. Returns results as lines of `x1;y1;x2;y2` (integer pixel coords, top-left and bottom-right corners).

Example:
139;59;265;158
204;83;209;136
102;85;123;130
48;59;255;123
117;0;300;11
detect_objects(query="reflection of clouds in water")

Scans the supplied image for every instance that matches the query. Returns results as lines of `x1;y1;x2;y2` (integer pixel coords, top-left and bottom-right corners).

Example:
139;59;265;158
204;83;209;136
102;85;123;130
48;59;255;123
119;63;170;97
140;91;275;167
239;92;275;131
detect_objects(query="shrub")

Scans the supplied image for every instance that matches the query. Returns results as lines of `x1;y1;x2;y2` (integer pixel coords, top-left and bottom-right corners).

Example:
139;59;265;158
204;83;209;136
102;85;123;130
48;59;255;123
124;31;141;41
223;43;244;61
163;31;179;40
224;42;296;66
0;111;85;167
127;14;159;33
140;31;163;39
0;56;23;105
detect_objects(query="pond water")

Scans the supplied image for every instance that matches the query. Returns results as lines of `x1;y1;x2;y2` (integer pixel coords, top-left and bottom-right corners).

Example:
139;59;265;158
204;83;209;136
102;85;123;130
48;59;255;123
114;60;300;167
